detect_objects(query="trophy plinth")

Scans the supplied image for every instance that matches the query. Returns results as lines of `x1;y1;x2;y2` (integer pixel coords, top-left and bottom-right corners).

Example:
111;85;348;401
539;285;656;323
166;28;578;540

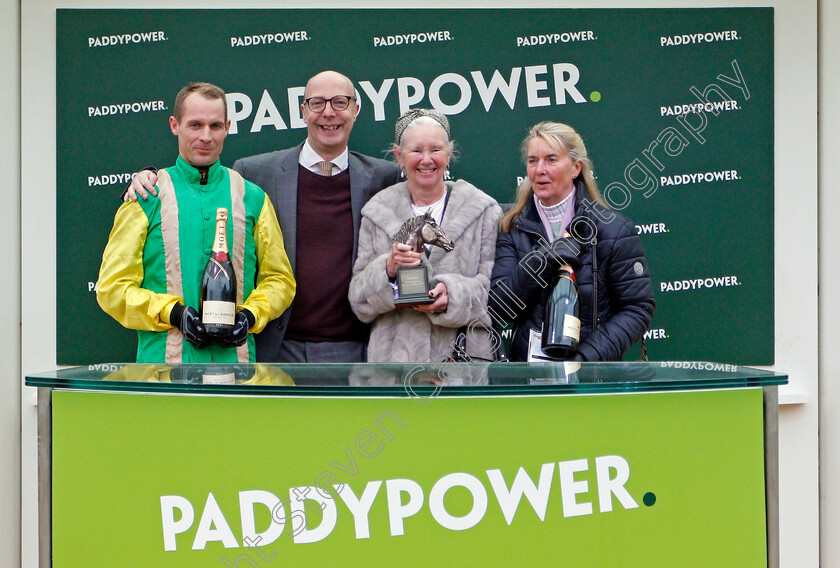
395;266;434;307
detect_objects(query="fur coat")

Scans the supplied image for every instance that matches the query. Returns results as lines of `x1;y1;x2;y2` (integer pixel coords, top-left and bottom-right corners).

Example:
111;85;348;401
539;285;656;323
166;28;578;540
349;180;503;362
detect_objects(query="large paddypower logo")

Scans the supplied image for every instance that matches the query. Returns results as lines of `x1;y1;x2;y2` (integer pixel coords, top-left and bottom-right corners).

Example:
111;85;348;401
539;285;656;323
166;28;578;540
159;453;653;556
225;62;598;134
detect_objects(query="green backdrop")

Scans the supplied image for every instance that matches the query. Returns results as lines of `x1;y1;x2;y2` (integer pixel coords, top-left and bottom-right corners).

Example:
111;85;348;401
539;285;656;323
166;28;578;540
52;387;767;566
56;8;774;364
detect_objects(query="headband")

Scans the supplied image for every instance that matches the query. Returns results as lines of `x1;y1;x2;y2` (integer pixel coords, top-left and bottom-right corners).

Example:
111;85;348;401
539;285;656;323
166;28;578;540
394;108;451;145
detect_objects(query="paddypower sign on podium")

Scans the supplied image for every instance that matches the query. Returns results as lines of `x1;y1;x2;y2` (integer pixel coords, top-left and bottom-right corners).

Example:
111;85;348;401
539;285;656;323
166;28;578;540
52;388;768;567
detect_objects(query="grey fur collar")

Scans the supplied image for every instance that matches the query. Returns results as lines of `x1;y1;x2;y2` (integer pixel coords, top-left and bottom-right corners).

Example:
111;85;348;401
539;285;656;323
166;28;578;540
363;179;498;244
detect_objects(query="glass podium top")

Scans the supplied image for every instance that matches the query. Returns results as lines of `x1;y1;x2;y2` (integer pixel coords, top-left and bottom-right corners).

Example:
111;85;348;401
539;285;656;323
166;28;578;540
26;361;787;397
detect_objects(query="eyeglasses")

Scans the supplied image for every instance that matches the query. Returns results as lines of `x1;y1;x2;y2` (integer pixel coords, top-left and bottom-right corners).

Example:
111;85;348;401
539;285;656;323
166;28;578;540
303;95;356;112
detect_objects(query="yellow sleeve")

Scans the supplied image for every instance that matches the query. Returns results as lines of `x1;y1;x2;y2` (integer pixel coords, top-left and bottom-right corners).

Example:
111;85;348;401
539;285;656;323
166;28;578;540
241;194;296;333
96;201;182;331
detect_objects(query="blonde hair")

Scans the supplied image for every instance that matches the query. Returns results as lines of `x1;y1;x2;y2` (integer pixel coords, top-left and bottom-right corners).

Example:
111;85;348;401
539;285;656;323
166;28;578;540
500;122;606;232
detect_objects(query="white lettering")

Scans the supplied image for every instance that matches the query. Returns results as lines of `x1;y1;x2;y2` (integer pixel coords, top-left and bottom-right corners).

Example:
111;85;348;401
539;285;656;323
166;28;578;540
557;459;592;518
290;486;337;544
239;490;285;547
250;89;287;133
524;65;550;107
595;456;638;513
88;30;166;48
226;92;253;135
428;73;472;114
192;493;238;551
486;463;554;524
470;68;521;111
336;481;382;539
160;495;194;552
357;79;392;123
552;63;586;104
397;77;426;115
386;479;424;536
428;473;488;531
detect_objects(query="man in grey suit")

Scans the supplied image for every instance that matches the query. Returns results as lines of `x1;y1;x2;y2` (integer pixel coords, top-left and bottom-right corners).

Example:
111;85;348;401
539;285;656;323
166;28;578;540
128;71;401;362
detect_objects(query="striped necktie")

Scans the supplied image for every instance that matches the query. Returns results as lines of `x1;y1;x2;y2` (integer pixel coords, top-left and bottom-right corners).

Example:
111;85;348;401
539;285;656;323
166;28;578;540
317;161;334;177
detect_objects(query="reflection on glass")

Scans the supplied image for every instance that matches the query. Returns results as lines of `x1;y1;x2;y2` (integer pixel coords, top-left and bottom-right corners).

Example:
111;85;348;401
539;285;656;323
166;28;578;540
26;361;786;395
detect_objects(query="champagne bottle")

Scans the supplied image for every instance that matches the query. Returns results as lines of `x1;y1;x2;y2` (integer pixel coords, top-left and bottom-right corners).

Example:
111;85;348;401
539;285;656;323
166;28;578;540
541;264;580;359
201;208;237;337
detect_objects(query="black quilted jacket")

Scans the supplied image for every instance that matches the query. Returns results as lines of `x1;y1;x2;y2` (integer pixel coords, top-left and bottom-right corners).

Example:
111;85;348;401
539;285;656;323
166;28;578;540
490;182;655;361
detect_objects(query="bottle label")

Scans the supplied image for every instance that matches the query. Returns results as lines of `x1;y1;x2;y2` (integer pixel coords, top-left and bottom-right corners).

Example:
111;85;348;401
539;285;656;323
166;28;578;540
563;314;581;340
527;329;552;362
213;208;229;254
202;301;236;326
202;372;236;385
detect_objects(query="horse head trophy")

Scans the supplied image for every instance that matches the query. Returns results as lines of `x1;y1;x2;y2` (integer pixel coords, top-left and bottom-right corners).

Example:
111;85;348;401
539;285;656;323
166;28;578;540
392;212;455;306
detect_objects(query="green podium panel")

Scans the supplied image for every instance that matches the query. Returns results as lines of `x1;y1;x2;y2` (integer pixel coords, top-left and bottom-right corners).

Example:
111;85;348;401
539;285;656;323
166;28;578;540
28;362;786;567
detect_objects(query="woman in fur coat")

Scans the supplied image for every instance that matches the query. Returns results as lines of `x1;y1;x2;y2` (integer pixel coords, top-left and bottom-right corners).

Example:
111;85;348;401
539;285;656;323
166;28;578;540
349;109;502;362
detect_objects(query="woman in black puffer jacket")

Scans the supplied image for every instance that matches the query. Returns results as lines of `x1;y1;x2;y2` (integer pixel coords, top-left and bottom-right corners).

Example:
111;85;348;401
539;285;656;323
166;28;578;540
490;122;655;361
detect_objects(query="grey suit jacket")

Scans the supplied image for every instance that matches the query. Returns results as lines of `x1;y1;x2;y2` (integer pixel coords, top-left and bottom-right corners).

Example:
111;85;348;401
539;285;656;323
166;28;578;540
233;142;402;361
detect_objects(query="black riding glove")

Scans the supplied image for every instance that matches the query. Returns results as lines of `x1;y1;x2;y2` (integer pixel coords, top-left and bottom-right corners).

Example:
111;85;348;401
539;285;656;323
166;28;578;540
219;310;255;348
170;304;209;349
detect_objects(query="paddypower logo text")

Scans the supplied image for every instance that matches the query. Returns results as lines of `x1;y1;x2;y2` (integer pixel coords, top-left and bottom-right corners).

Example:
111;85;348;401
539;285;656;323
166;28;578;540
226;62;594;134
660;100;738;116
89;172;135;187
660;275;741;293
517;30;596;46
644;328;668;340
588;60;748;211
88;100;166;117
661;170;739;187
160;455;649;552
88;31;166;48
373;30;452;47
660;30;739;47
661;361;739;372
635;222;668;236
231;31;309;47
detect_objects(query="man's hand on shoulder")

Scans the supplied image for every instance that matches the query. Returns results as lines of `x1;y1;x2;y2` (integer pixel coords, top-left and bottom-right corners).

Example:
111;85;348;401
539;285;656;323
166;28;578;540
124;168;159;202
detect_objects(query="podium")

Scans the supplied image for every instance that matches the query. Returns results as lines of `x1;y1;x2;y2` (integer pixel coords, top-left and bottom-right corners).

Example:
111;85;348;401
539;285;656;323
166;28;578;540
27;362;786;567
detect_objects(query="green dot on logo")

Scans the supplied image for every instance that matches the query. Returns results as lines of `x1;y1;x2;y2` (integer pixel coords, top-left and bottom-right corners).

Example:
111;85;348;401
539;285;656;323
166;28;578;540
590;91;602;103
643;492;657;507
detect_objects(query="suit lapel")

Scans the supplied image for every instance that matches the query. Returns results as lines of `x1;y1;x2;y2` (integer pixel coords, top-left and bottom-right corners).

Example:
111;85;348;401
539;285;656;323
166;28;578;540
274;144;302;270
